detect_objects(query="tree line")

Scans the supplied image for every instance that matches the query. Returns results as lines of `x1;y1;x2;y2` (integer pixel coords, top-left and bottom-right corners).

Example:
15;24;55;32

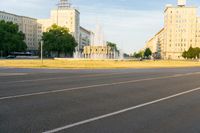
133;47;200;60
132;48;152;59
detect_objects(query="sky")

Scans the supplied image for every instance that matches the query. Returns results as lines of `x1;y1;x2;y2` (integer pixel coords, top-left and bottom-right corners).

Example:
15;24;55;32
1;0;200;53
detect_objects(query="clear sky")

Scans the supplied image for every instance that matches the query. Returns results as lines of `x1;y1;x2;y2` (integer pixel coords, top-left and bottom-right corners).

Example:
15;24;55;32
1;0;200;53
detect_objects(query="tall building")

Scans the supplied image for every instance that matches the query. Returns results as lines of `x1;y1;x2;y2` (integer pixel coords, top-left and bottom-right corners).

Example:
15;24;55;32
37;0;80;48
0;11;42;53
145;0;200;59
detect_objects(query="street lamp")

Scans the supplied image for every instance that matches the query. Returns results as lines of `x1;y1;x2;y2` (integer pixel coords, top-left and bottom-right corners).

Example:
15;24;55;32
41;41;43;64
199;53;200;62
0;50;3;59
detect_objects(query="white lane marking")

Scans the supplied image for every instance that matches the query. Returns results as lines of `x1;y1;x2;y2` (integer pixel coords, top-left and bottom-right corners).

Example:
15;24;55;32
0;72;135;84
43;87;200;133
0;73;27;76
0;72;200;101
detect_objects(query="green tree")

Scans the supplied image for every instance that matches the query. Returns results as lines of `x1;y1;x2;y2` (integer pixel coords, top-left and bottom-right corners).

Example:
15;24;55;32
106;41;119;52
182;50;188;59
187;47;195;59
42;24;78;57
182;47;200;59
194;47;200;58
133;51;144;58
144;48;152;58
0;20;27;56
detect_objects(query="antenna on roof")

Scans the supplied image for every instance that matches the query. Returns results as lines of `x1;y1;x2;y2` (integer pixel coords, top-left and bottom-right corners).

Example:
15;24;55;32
57;0;71;8
177;0;186;7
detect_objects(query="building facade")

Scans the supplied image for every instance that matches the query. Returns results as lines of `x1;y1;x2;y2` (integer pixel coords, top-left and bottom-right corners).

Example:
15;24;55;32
79;27;94;51
145;0;200;60
37;0;81;50
0;11;42;52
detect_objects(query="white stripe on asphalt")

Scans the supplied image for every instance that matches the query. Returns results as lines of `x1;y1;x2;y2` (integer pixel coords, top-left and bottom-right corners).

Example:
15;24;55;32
0;72;136;84
0;73;27;76
43;87;200;133
0;72;200;101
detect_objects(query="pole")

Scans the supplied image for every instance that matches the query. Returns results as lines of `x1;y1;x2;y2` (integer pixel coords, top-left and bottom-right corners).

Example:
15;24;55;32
199;53;200;62
114;48;116;59
41;41;43;64
0;50;2;59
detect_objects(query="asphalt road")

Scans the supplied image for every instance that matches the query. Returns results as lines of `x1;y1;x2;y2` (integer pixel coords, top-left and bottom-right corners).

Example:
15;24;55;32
0;67;200;133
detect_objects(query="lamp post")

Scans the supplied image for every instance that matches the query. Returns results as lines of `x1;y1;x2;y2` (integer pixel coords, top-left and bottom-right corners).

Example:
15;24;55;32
199;53;200;62
41;41;43;64
0;50;2;59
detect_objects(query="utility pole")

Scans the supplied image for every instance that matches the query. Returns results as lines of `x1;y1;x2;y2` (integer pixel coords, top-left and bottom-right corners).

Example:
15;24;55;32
41;41;43;64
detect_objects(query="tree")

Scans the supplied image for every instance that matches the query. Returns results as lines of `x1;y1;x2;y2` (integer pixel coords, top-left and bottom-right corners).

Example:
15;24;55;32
187;47;196;59
106;41;120;58
107;42;118;51
133;51;144;58
144;48;152;58
182;50;188;59
0;20;27;56
182;47;200;59
42;24;78;57
106;41;119;55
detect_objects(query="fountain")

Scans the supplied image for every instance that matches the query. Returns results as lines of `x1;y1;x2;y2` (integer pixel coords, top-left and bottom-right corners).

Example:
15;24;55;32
83;23;113;59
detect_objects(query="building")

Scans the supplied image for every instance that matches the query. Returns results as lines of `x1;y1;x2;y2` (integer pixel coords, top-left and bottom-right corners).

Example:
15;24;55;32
145;0;200;60
37;0;81;51
0;11;42;53
79;27;94;52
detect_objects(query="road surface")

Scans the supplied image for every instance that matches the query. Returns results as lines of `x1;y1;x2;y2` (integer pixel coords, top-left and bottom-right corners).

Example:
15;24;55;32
0;67;200;133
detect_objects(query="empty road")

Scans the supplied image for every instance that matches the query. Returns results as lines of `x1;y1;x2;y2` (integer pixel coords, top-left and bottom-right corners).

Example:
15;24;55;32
0;67;200;133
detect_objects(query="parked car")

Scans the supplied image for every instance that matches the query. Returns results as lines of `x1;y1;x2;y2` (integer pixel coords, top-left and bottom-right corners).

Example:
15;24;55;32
6;55;16;59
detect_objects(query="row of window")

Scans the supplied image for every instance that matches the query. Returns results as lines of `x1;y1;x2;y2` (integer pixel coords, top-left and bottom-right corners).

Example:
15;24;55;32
0;15;18;21
168;39;200;42
168;20;195;24
169;10;196;14
0;14;37;23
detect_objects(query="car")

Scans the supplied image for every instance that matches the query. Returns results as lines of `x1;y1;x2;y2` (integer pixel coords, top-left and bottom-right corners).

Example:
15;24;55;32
6;55;16;59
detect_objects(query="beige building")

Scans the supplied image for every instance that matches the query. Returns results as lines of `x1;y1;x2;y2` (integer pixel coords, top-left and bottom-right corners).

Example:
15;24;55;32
0;11;42;52
145;0;200;59
37;0;80;46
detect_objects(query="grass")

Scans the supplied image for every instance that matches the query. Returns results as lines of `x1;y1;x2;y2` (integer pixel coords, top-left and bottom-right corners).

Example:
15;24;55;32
0;59;200;69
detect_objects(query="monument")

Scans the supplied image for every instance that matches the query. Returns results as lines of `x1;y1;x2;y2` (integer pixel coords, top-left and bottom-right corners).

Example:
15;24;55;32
83;23;115;59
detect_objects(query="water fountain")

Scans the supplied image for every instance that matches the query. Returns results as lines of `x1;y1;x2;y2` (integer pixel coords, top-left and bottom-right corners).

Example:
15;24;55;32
83;23;112;59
